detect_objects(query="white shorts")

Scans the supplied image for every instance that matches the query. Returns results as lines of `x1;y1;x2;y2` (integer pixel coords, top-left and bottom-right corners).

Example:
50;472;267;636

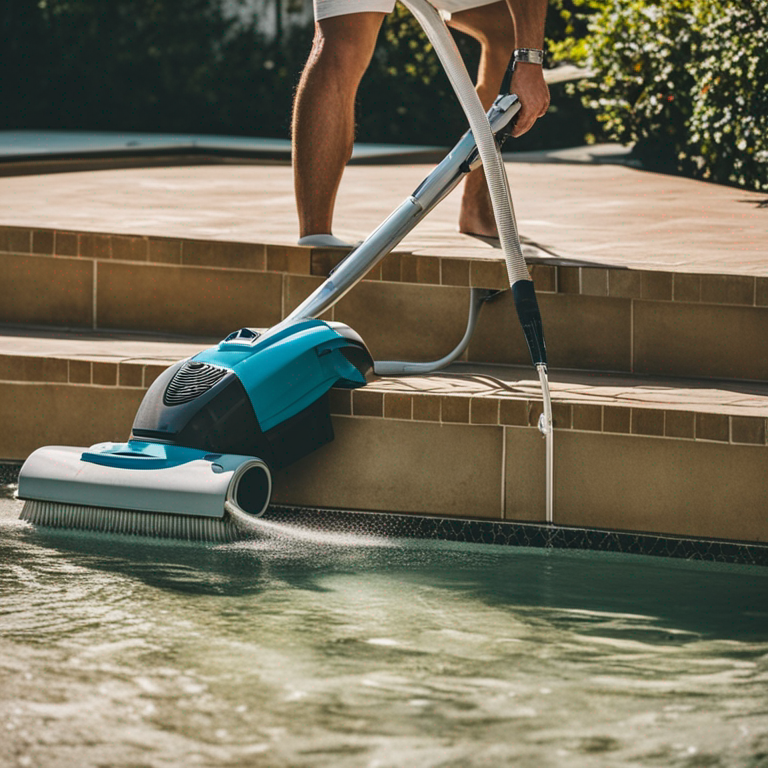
314;0;499;22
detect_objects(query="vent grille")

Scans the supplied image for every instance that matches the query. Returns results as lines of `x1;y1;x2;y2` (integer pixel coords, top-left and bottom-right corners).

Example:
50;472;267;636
163;362;229;406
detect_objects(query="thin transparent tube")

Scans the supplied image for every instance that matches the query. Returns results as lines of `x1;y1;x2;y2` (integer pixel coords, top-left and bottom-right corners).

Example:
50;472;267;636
403;0;554;523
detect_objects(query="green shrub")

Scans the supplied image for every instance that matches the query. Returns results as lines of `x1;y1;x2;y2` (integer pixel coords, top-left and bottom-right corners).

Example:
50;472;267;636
357;2;602;149
2;0;599;150
579;0;768;190
687;0;768;190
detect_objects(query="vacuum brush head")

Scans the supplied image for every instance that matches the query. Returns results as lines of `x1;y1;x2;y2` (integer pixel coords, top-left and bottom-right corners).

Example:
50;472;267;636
17;443;272;542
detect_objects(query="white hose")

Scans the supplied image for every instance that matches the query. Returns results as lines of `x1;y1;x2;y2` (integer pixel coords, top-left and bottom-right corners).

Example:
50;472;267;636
401;0;529;286
403;0;554;525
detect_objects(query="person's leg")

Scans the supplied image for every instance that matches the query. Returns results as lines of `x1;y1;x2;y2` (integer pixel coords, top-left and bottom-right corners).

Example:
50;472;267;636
292;12;386;239
447;1;515;238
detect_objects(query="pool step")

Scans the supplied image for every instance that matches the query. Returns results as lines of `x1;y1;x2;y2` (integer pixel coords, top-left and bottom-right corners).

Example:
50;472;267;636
2;328;767;545
2;225;768;382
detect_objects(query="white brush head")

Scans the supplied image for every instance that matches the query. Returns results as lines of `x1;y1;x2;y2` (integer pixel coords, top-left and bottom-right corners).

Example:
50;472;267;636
20;500;246;542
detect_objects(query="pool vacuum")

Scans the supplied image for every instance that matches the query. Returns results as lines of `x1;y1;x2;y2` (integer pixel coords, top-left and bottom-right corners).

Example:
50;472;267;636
17;0;554;540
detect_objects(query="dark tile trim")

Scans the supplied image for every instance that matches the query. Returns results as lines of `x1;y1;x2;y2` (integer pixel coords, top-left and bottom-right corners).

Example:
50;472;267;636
2;461;765;566
264;505;768;568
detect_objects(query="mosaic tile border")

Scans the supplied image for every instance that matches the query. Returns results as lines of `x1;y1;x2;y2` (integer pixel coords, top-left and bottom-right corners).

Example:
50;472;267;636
3;224;768;301
1;462;765;566
265;505;768;568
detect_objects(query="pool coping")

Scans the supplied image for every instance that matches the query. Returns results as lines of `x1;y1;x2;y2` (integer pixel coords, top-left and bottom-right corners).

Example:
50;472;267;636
4;224;768;303
2;462;765;567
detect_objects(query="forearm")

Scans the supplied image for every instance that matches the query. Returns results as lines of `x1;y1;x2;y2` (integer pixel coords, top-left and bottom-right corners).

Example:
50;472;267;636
505;0;547;48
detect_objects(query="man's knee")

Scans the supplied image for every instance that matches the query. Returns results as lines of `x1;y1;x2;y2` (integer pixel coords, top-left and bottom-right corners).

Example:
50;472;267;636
312;13;384;78
449;2;515;54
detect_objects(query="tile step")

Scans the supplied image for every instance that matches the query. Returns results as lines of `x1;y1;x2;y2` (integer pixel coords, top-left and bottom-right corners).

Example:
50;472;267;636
2;328;767;545
2;238;768;382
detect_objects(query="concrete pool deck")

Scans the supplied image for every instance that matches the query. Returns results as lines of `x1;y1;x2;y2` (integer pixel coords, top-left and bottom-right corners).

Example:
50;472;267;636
1;161;766;275
1;158;767;546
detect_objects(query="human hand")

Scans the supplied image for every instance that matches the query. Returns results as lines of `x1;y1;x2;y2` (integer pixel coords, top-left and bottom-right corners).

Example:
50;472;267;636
509;63;550;137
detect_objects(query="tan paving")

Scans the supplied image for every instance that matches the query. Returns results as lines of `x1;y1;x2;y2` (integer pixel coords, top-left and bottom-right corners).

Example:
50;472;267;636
2;327;767;419
1;162;766;276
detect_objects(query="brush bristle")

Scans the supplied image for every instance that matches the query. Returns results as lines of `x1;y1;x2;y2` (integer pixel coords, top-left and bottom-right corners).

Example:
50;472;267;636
20;500;245;542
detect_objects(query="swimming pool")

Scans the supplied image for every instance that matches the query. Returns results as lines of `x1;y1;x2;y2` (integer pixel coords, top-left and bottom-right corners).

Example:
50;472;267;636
2;484;767;767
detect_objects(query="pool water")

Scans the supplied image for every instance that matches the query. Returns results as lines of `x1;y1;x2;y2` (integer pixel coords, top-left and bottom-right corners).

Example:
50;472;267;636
2;485;767;767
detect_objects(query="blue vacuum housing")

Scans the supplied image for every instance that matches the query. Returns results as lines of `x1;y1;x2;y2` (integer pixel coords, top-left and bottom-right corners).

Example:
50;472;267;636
131;318;373;471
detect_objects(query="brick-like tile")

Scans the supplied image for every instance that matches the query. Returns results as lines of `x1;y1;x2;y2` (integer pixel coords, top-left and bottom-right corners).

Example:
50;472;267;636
664;410;694;439
552;402;572;430
328;388;352;416
335;281;468;362
603;407;631;434
529;265;556;293
756;278;768;307
54;231;79;257
505;428;545;522
384;392;412;420
97;262;283;336
608;269;642;299
0;382;145;461
412;394;441;422
641;271;673;301
148;237;182;264
284;275;331;320
185;240;267;270
552;430;768;541
557;267;580;294
399;254;419;284
143;364;168;388
0;227;31;253
469;259;507;289
696;412;729;442
673;273;701;303
32;229;55;254
441;396;470;423
380;253;402;282
470;292;632;372
112;236;148;262
274;417;503;519
499;398;528;426
631;408;664;436
0;253;93;327
581;268;608;297
310;248;346;277
700;274;755;306
353;389;383;417
264;244;308;274
441;258;470;287
92;362;118;386
633;301;768;381
400;254;440;285
79;233;112;260
0;355;68;383
68;360;92;384
470;397;499;425
730;416;765;445
572;403;602;432
118;363;144;388
528;400;543;427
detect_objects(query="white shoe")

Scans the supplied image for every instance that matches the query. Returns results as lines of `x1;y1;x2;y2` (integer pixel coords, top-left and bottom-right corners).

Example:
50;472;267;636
297;234;357;249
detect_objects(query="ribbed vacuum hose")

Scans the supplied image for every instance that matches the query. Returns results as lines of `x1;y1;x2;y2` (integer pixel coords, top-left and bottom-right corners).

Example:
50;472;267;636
400;0;529;286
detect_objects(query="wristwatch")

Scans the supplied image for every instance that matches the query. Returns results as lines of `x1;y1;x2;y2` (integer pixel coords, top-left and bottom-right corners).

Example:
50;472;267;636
513;48;545;66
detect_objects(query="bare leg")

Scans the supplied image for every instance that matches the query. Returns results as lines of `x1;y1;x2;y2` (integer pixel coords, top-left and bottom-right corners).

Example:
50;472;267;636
448;2;515;238
292;13;385;239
